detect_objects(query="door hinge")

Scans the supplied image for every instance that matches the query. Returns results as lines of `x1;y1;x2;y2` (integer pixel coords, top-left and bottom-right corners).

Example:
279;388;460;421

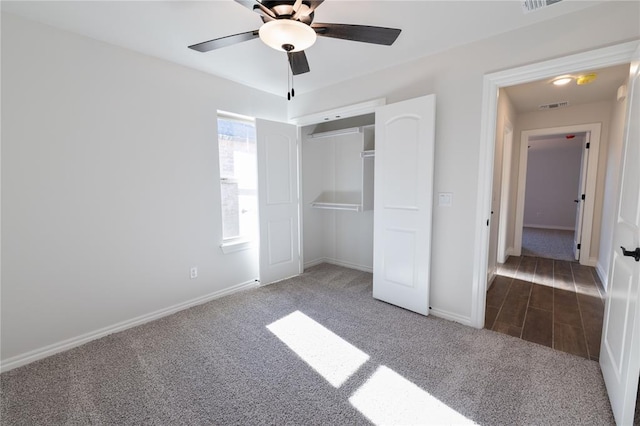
577;243;581;250
486;219;490;226
581;194;586;200
586;142;590;149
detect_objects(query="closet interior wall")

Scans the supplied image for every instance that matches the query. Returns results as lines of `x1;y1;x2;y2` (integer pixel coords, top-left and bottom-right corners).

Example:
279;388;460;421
301;114;375;272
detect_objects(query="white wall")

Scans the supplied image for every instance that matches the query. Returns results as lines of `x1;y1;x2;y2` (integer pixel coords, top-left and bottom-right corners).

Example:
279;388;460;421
288;1;639;323
487;89;517;279
1;14;287;363
598;87;630;287
512;100;614;263
523;136;584;229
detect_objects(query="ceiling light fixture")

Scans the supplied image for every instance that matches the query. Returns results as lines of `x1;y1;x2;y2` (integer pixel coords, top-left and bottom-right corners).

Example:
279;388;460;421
576;73;597;85
552;76;573;86
259;19;317;52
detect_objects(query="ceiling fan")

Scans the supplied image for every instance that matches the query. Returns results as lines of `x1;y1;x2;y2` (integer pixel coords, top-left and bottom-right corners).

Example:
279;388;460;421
188;0;402;77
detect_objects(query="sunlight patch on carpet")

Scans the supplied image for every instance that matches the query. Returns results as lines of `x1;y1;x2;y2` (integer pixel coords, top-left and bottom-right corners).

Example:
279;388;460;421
349;366;476;425
267;311;369;388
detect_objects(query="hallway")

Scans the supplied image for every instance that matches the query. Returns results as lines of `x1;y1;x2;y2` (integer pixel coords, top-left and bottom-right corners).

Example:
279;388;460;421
485;256;604;360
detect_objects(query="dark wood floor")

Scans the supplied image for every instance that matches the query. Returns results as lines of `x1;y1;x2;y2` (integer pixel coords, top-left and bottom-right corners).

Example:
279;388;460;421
485;255;605;360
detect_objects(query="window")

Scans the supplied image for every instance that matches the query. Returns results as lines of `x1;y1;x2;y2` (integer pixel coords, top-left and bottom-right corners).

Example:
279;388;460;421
217;113;258;244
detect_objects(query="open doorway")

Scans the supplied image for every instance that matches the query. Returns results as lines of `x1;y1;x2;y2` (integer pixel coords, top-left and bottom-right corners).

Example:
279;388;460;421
518;130;589;262
472;40;640;425
482;61;630;360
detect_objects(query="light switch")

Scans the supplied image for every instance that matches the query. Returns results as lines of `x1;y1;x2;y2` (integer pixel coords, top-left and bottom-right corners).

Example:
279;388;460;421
438;192;453;207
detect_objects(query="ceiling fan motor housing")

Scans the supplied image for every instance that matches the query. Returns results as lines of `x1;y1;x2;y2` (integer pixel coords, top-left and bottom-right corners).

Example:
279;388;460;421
260;1;315;24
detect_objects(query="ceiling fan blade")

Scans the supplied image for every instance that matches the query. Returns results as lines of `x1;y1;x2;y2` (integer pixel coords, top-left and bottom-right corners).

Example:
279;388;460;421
312;23;401;46
234;0;276;19
288;50;311;75
188;30;259;52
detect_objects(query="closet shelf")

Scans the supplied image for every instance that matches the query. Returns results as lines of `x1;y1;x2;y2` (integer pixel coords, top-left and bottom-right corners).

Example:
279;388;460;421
308;127;362;139
310;202;362;212
311;191;363;212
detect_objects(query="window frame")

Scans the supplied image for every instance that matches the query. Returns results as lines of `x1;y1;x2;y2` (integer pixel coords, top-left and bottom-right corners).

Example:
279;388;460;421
216;111;258;253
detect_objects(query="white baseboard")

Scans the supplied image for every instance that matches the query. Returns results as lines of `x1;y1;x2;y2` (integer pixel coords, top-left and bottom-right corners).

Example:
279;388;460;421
487;272;497;290
429;308;472;327
303;258;326;269
0;279;259;373
584;257;598;267
596;262;608;292
523;224;574;231
304;257;373;273
506;247;518;257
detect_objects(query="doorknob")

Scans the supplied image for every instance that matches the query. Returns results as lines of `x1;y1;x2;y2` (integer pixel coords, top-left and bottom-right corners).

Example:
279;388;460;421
620;246;640;262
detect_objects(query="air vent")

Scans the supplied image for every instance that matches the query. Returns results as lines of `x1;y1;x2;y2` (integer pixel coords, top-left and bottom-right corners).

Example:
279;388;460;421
522;0;563;13
538;101;569;110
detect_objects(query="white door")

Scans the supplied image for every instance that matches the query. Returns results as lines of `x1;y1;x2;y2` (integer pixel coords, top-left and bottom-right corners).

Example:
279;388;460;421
256;119;301;285
372;95;436;315
573;133;590;261
600;52;640;425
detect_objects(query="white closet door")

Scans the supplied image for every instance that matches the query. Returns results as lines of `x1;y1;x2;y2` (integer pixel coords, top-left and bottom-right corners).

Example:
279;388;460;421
256;119;301;285
373;95;436;315
600;49;640;426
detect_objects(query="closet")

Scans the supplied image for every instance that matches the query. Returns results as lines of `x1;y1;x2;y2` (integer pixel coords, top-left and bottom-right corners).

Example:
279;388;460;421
301;114;376;272
295;94;436;316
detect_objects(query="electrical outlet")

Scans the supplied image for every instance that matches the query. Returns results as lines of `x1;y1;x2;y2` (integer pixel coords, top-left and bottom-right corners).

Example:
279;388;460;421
190;267;198;279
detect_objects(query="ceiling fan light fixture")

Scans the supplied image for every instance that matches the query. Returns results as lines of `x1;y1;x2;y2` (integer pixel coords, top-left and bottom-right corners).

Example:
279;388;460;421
259;19;317;52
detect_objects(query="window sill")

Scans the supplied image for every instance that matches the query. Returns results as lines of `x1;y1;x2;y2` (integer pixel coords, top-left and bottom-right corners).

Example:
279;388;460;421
220;239;255;254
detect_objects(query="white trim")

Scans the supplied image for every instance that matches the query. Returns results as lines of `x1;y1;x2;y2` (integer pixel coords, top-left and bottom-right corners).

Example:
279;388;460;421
0;279;259;373
523;224;576;231
220;239;255;254
304;257;372;273
514;123;601;265
596;261;608;291
487;272;497;290
471;40;640;329
304;258;326;269
324;258;372;273
497;121;513;264
429;308;472;327
289;98;386;126
585;257;598;268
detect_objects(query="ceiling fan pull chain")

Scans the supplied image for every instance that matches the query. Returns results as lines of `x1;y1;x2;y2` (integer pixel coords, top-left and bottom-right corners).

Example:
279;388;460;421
287;58;291;101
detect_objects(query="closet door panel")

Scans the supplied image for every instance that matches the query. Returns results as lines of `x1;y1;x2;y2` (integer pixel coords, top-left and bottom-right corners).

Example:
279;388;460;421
257;119;301;285
373;95;436;315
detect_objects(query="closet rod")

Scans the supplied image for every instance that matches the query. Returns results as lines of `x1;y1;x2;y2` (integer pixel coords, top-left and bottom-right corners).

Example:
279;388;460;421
308;127;362;139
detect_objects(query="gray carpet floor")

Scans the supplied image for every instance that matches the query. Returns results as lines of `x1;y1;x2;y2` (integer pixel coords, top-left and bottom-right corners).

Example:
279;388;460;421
1;264;614;425
522;227;576;262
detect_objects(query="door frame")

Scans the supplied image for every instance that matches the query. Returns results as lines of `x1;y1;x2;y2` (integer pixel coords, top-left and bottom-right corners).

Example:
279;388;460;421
471;40;640;329
513;124;600;266
496;120;513;264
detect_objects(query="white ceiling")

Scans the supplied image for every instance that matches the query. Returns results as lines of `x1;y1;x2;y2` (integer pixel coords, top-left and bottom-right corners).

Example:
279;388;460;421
505;63;630;113
1;0;609;97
